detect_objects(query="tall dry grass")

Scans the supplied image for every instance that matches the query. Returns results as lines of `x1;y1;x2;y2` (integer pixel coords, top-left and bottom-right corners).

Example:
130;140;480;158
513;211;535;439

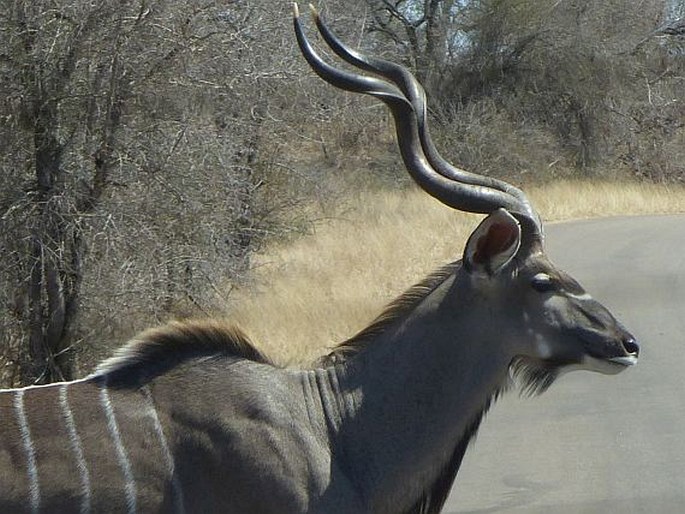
225;181;685;364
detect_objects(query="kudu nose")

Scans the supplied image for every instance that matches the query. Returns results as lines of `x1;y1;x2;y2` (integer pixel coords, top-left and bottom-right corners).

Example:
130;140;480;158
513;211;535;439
622;337;640;357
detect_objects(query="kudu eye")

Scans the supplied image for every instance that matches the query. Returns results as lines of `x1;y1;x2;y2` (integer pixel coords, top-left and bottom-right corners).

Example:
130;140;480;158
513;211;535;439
531;273;556;293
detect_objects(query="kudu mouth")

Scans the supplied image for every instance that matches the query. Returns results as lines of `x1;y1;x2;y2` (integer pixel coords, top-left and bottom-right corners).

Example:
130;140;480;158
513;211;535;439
607;336;640;366
581;330;640;370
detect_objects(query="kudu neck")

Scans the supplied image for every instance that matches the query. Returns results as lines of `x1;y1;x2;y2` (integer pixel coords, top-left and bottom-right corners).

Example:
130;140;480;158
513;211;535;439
316;272;513;512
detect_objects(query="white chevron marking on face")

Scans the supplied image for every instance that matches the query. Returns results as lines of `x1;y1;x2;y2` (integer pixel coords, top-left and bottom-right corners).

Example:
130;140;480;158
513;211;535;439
567;291;593;301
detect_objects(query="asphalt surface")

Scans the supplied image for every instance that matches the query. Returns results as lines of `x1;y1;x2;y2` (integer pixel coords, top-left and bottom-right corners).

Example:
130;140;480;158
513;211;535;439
443;215;685;513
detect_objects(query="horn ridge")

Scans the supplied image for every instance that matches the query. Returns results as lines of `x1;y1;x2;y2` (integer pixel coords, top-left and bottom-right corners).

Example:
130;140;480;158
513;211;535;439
293;5;543;234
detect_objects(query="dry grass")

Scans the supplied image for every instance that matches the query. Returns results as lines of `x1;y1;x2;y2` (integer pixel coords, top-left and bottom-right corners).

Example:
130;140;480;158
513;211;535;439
225;180;685;364
529;180;685;222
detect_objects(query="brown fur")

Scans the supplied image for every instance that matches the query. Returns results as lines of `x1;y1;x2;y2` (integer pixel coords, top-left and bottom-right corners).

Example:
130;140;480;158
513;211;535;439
94;319;273;388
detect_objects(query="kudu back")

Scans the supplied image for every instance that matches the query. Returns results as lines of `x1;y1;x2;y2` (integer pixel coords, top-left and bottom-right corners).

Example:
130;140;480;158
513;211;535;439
0;6;639;513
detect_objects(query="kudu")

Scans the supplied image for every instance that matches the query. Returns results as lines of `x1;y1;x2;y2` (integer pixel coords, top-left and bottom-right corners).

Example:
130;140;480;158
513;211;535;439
0;5;640;514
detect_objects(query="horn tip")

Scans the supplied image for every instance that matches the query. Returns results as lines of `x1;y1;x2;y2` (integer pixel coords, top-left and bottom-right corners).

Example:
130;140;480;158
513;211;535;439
292;3;300;18
308;3;319;19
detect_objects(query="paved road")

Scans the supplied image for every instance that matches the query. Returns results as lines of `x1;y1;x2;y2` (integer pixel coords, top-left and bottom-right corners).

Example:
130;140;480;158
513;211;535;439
443;215;685;513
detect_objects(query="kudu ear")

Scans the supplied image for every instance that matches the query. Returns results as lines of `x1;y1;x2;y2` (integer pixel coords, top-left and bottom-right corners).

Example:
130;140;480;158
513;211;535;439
464;209;522;275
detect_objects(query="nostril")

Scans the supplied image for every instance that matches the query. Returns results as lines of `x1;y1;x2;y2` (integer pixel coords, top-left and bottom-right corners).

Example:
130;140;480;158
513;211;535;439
622;337;640;356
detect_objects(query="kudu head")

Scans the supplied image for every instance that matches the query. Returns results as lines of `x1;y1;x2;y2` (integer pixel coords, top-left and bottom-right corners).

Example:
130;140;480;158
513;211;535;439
293;4;639;390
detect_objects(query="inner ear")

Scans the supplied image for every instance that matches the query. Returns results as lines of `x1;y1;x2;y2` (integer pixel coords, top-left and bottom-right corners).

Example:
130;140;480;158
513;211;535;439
465;209;522;275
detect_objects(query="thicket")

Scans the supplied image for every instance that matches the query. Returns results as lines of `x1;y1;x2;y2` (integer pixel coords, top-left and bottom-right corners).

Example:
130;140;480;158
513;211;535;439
0;0;683;385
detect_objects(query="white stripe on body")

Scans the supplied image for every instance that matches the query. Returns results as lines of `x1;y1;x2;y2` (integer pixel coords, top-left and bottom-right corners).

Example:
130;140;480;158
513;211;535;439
142;386;186;514
0;377;90;394
100;383;137;514
14;390;40;514
59;385;92;514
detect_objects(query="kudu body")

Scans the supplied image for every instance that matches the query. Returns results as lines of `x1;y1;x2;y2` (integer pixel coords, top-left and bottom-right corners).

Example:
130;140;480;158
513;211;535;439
0;6;639;513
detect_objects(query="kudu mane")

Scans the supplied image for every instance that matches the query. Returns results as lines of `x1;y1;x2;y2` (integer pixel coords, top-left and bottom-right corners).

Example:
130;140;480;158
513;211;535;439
322;261;462;365
94;319;273;388
95;262;463;386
